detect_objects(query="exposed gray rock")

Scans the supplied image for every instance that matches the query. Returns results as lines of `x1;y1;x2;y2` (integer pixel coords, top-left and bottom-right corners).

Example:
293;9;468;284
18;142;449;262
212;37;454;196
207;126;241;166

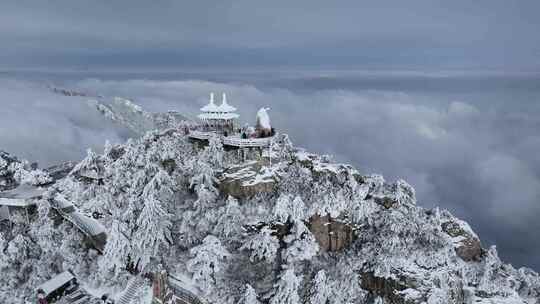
294;150;364;186
374;196;398;209
442;220;484;261
308;214;354;252
360;272;413;304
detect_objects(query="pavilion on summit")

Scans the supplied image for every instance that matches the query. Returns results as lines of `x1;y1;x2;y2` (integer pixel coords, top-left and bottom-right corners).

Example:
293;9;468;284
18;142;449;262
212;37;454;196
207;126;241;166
197;93;239;134
188;93;275;148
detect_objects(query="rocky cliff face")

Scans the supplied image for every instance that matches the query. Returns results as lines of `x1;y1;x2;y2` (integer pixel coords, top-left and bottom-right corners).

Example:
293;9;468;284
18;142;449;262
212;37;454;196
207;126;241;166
442;219;484;262
308;214;354;252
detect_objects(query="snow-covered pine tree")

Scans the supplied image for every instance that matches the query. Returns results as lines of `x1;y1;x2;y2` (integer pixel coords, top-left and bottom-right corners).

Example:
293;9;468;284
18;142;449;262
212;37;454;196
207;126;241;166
237;284;261;304
265;136;281;166
30;199;62;266
309;270;331;304
269;267;302;304
273;194;305;223
133;170;173;269
328;260;365;303
200;135;224;169
240;226;279;263
103;140;114;161
0;155;7;172
393;179;416;206
187;235;230;295
190;160;218;197
283;220;318;263
71;148;104;180
100;218;132;274
134;198;171;268
309;189;348;219
213;196;244;239
277;133;294;161
145;169;175;202
478;246;510;296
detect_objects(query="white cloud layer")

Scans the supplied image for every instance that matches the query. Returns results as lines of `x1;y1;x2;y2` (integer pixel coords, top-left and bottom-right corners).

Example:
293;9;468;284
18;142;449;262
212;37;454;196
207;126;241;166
0;78;128;164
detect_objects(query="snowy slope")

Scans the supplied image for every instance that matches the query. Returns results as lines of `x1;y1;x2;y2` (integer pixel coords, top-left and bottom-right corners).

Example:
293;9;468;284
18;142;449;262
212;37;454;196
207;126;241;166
88;97;191;136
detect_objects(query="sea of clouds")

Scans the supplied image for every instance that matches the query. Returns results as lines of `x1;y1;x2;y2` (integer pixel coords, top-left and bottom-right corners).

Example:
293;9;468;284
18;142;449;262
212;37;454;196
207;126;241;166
0;72;539;270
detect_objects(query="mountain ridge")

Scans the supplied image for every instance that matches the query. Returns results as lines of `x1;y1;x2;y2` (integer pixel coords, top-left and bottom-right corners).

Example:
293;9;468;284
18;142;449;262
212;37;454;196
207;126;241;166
0;105;539;304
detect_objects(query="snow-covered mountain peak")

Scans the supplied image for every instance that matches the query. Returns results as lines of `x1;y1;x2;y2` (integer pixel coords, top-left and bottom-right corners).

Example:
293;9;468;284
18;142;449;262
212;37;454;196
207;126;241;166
1;104;539;304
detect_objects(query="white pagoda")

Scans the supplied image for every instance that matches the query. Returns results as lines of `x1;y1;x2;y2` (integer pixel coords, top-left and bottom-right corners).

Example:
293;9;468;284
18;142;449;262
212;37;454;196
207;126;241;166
189;93;274;148
197;92;239;134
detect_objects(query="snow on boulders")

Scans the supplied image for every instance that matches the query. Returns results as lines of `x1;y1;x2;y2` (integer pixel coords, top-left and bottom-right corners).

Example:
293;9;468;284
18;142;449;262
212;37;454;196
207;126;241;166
293;150;363;186
442;218;484;261
219;161;278;198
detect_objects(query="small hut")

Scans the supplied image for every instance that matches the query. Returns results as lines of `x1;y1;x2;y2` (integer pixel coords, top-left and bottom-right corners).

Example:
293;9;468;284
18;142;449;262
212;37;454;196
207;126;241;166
0;184;44;223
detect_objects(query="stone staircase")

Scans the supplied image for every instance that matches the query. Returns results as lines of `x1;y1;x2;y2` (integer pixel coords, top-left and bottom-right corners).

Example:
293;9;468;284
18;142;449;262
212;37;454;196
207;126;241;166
117;276;146;304
64;289;91;304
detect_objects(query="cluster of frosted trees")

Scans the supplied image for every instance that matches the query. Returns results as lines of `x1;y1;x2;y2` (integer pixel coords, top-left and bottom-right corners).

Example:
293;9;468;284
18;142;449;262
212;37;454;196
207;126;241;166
0;151;52;188
74;130;358;303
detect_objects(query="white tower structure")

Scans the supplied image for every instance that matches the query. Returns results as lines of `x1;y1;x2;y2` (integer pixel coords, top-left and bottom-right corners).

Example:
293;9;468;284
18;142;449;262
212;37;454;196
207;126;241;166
198;93;239;133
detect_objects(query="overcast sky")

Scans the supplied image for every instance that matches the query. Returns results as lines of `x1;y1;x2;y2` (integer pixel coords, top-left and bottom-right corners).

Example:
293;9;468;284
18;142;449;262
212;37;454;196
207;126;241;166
1;0;540;70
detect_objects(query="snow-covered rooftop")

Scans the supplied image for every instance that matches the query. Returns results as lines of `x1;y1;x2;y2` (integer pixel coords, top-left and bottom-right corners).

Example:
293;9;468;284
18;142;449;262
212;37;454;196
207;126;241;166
199;93;239;120
36;271;75;295
0;184;45;199
65;211;106;236
216;93;237;112
0;184;45;207
200;93;220;112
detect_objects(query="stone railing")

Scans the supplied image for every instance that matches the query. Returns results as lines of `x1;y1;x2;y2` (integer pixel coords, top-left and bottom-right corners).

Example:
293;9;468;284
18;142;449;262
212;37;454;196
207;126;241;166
222;136;272;148
188;130;273;148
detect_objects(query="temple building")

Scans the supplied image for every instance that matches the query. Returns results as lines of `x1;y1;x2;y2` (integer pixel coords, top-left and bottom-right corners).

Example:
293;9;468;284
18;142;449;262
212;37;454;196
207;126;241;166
189;93;275;148
197;93;239;135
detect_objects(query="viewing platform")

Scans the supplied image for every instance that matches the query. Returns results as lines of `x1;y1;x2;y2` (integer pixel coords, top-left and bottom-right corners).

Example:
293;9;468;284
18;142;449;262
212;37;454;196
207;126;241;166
189;130;273;148
188;93;275;148
188;130;219;141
